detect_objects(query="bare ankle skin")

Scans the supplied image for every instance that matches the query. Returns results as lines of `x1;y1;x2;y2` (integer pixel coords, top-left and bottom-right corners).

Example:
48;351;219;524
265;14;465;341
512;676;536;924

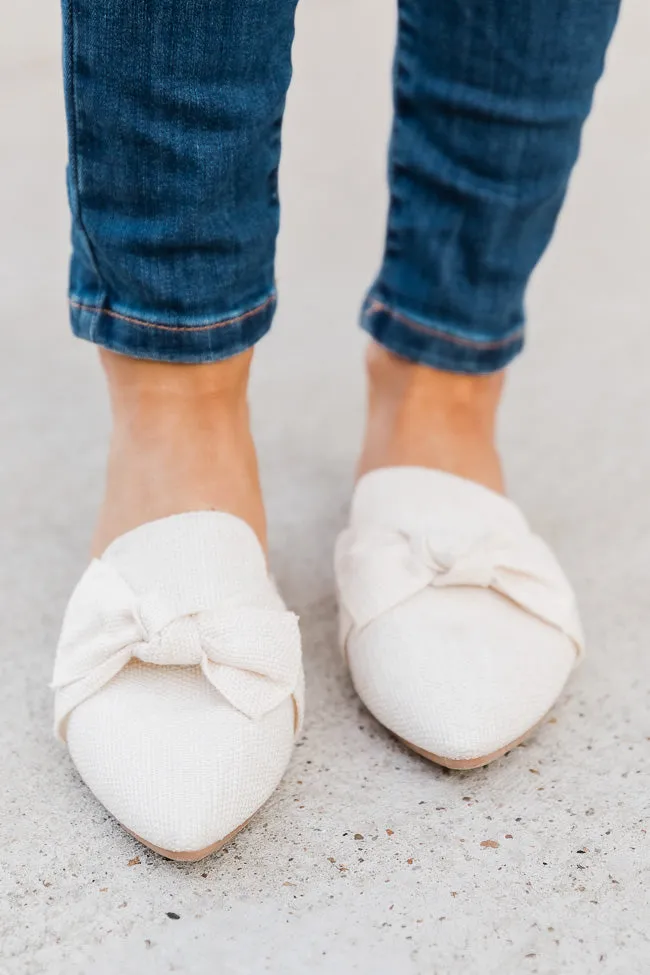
357;342;506;493
92;348;266;557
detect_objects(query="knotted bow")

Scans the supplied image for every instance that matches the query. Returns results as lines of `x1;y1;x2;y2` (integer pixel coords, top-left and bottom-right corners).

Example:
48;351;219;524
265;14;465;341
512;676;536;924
52;558;302;739
335;526;584;653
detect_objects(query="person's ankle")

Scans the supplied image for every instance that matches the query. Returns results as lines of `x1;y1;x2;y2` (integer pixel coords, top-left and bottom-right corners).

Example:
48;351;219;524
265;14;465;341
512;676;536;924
93;349;266;556
357;343;506;493
101;346;253;420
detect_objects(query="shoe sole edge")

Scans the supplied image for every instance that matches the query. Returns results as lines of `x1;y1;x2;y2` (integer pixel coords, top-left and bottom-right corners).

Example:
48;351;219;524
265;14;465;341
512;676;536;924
123;816;252;862
397;712;548;770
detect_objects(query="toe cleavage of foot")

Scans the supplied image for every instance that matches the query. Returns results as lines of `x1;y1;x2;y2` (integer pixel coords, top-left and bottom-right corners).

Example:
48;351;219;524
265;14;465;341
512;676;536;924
52;511;304;860
335;466;584;769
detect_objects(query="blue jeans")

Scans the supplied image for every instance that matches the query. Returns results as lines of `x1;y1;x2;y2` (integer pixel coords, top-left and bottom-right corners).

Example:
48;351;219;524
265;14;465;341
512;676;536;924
63;0;619;374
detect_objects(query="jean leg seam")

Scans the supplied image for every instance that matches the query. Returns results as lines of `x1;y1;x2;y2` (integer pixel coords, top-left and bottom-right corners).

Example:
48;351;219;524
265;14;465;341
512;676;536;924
384;1;409;266
64;0;108;343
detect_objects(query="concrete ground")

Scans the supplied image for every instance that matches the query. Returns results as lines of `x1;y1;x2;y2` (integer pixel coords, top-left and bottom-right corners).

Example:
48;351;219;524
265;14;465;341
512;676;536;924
1;2;649;973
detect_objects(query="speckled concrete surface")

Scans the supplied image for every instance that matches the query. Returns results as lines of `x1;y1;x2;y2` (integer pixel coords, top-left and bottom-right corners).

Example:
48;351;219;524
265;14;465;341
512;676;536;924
1;2;649;973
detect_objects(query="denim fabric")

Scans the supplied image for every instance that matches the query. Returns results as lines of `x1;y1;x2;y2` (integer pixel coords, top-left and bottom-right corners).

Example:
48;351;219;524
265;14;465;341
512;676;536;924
63;0;297;361
63;0;619;371
364;0;620;373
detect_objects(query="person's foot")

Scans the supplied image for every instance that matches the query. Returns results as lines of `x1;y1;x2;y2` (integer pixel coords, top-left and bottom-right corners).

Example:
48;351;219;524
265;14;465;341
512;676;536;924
54;348;304;861
357;342;505;492
336;342;583;770
92;348;266;556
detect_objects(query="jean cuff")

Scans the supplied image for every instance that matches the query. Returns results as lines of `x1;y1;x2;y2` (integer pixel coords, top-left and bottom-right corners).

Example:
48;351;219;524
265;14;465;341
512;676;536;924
361;295;524;375
69;291;277;363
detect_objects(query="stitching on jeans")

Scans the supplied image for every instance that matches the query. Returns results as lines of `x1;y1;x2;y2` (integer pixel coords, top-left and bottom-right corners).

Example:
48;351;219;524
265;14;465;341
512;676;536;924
65;0;105;336
366;300;524;351
69;294;276;333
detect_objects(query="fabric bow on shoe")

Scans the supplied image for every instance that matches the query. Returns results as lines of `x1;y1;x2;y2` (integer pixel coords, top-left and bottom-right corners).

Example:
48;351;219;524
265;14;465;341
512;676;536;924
335;526;584;653
52;558;302;739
